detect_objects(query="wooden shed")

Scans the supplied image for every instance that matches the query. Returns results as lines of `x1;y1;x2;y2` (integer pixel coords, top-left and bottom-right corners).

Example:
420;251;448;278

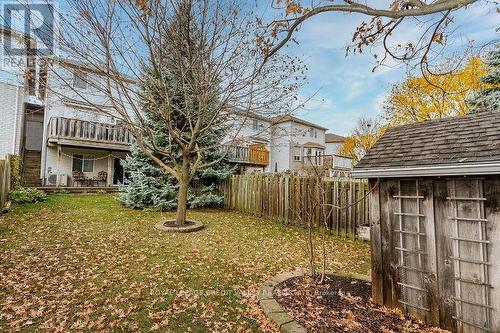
353;111;500;333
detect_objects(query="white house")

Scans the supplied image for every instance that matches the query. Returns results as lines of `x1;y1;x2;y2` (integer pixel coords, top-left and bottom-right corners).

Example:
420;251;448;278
324;133;352;176
270;115;328;173
39;58;132;187
324;133;345;155
0;34;133;188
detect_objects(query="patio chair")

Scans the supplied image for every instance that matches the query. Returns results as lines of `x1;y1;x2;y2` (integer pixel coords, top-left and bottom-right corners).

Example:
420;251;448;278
96;171;108;186
72;170;85;187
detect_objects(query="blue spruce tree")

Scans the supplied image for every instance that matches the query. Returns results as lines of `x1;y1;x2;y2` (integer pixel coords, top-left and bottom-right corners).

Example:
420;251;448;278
119;8;234;211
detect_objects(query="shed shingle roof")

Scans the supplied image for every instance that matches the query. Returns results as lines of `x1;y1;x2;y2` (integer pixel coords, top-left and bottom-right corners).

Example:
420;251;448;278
355;111;500;170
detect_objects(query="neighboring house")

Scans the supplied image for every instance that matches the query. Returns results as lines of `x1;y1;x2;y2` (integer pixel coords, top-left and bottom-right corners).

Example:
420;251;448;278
224;110;272;173
353;111;500;333
324;133;345;155
270;115;328;173
225;113;353;175
324;133;352;177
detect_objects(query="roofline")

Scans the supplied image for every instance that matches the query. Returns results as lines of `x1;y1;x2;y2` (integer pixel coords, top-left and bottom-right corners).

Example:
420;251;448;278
49;57;138;84
352;162;500;178
303;143;325;149
325;133;346;143
233;110;271;122
272;115;328;131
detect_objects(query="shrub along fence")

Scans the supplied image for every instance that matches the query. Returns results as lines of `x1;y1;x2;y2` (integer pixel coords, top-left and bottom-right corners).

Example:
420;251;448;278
0;155;13;211
223;174;369;237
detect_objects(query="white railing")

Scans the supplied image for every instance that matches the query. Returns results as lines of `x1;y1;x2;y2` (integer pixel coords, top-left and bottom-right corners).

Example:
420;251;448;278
323;155;353;170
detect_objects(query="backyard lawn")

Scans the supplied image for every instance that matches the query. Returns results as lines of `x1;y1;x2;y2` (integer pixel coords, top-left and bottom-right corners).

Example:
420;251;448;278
0;194;370;332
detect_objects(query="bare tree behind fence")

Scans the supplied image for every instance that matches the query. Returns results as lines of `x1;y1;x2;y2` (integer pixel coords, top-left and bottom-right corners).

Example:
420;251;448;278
223;174;368;237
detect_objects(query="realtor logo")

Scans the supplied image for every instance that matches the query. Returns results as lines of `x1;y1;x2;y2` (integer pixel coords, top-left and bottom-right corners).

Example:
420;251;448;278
2;1;56;57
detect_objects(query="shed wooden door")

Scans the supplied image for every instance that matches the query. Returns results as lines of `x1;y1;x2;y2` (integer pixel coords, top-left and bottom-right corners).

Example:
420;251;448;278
389;179;439;324
437;178;495;333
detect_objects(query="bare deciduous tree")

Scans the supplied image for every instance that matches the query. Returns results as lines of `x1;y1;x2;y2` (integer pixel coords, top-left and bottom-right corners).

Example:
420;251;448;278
261;0;492;79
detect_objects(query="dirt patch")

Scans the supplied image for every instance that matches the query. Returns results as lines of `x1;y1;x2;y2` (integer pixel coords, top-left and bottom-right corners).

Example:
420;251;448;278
154;220;205;233
274;274;447;333
163;220;196;228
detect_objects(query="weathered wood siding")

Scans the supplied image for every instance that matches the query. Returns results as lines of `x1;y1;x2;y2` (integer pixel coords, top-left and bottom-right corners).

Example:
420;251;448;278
224;174;369;236
371;176;500;333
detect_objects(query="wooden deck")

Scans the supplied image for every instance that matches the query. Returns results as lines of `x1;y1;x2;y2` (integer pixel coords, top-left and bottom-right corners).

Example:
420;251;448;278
224;144;269;166
47;117;133;151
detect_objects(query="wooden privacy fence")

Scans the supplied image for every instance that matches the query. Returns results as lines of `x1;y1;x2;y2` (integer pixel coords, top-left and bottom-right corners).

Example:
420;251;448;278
0;155;12;211
223;174;369;236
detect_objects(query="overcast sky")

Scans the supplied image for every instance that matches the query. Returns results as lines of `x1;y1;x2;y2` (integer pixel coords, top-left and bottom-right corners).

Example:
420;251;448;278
258;1;499;136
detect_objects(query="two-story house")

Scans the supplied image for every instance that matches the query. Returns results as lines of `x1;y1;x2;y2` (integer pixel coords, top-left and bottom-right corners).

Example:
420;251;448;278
39;58;133;187
270;115;328;173
0;35;133;188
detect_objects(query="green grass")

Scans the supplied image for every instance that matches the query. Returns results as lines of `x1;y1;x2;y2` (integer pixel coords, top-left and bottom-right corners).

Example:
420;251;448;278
0;194;370;332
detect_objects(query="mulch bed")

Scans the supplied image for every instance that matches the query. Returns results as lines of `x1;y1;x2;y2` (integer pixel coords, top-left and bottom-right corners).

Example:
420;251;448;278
274;274;448;333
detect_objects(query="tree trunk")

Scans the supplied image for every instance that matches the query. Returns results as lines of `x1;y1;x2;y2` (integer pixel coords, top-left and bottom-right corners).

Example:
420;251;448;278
175;178;189;225
175;161;190;226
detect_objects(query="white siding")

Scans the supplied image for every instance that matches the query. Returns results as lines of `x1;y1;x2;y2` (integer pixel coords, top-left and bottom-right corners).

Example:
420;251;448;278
44;146;127;186
270;120;327;172
325;142;343;155
0;82;24;158
40;63;123;181
270;122;292;172
224;114;272;145
224;114;272;172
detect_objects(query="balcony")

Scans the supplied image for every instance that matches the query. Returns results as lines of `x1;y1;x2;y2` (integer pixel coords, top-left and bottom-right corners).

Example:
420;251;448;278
47;117;133;151
224;145;269;166
302;155;353;170
324;155;353;170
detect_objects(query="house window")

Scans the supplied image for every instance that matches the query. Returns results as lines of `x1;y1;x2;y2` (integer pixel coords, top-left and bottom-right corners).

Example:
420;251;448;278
307;148;312;156
72;154;94;173
73;69;88;89
83;156;94;172
72;154;83;172
293;146;301;161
